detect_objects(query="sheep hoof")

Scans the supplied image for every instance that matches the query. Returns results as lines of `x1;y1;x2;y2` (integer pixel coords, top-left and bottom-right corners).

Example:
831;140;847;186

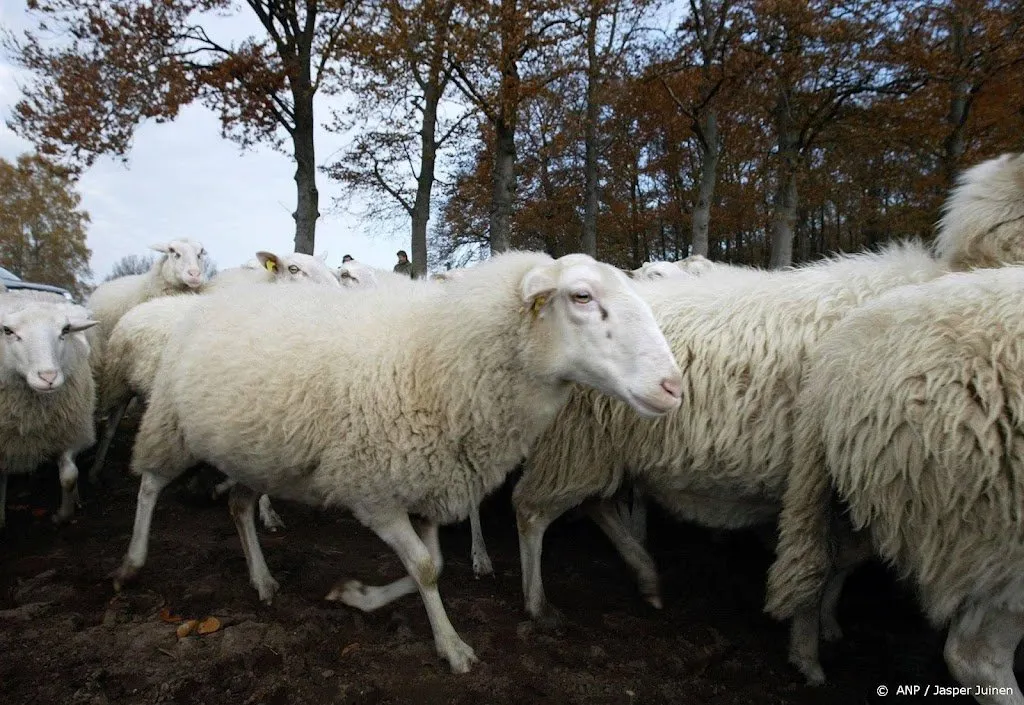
111;563;140;592
472;554;494;578
259;501;285;532
644;593;663;610
820;620;843;643
532;605;566;631
439;636;479;674
255;577;279;605
327;580;385;612
791;655;826;687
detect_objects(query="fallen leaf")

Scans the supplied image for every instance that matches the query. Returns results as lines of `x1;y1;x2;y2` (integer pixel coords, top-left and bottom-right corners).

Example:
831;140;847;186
196;616;221;635
158;608;183;624
340;643;360;658
176;619;198;638
31;509;47;518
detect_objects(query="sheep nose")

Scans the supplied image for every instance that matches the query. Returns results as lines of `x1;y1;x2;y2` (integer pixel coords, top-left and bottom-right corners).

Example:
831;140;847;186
37;370;58;385
661;375;683;399
187;268;201;277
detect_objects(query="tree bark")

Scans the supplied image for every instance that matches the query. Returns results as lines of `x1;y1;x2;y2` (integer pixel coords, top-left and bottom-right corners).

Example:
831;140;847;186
291;14;319;256
581;0;600;257
691;108;718;257
489;100;517;253
943;13;969;187
411;80;441;279
769;89;798;269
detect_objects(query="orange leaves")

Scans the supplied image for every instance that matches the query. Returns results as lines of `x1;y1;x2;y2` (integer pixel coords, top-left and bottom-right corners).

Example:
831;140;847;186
159;608;223;637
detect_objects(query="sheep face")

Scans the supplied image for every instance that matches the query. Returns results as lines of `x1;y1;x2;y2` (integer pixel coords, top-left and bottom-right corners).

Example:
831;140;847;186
632;261;689;281
151;239;207;289
522;254;683;418
336;261;377;289
257;252;341;287
0;303;96;393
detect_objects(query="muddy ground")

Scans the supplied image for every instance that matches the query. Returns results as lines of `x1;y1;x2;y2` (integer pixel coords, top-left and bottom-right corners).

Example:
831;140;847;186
2;428;960;705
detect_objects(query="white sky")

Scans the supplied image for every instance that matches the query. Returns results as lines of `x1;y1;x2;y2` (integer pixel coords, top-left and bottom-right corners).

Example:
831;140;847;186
0;0;412;282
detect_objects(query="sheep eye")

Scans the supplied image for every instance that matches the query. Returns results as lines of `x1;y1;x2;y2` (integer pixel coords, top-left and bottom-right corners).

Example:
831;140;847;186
2;326;13;336
61;324;71;337
174;251;182;259
340;271;352;279
572;292;592;304
288;265;300;274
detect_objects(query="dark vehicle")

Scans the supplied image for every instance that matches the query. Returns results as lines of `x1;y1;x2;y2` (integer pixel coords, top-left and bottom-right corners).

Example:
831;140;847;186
0;266;76;303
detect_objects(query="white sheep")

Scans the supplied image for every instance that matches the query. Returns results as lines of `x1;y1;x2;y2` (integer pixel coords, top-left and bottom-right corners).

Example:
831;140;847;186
336;260;411;289
766;266;1024;704
88;249;340;534
86;240;208;343
630;260;688;281
766;152;1024;689
112;251;683;673
513;243;953;623
210;251;339;291
515;152;1024;633
0;293;98;528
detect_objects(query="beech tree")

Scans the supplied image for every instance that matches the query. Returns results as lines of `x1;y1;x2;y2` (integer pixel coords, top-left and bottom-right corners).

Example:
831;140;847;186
8;0;361;254
0;154;92;299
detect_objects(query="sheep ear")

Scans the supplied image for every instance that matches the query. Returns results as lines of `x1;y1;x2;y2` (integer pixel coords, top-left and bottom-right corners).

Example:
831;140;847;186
521;266;557;317
68;319;99;333
149;243;170;254
256;251;281;274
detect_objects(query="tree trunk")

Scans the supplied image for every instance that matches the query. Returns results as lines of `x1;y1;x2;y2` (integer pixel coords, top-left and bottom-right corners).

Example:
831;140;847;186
291;17;319;256
581;0;600;257
943;14;969;187
769;89;798;269
691;108;718;257
411;80;441;279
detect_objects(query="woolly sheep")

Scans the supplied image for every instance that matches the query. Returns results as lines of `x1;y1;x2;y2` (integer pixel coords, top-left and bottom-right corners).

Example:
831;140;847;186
516;152;1024;631
0;293;98;528
336;260;411;289
630;260;688;281
88;249;340;524
112;251;683;673
766;267;1024;704
765;150;1024;687
86;240;208;343
209;251;338;291
513;243;957;624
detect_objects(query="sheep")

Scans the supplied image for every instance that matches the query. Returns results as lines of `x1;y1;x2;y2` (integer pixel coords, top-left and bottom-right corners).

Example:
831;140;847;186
630;260;688;281
336;260;411;289
766;266;1024;704
111;251;683;673
0;293;98;528
86;240;208;345
88;249;339;518
210;251;339;291
512;243;956;624
766;151;1024;689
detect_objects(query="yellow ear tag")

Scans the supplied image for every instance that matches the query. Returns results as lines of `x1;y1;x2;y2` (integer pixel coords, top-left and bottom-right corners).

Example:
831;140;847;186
531;295;548;317
265;259;278;272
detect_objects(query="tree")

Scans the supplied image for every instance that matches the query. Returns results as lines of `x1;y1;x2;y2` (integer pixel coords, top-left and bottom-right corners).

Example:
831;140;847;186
326;0;468;278
8;0;361;255
0;154;92;300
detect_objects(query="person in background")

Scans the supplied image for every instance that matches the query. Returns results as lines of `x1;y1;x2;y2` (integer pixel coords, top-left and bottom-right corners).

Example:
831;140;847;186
394;250;413;278
342;254;354;263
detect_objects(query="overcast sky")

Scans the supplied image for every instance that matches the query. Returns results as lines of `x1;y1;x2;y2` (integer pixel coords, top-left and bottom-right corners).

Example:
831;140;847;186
0;0;412;282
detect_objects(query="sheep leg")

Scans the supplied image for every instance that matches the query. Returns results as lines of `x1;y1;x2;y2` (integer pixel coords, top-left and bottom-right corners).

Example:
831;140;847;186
787;605;826;686
944;605;1024;705
88;397;129;485
516;505;566;627
53;450;81;525
112;472;173;590
327;518;441;611
629;488;648;545
0;472;7;530
228;484;279;604
585;499;662;609
369;512;478;673
469;505;493;577
211;477;235;499
258;494;285;531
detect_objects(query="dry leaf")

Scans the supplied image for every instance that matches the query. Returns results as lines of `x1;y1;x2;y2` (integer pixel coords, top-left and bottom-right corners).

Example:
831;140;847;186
340;643;360;658
158;608;183;624
196;616;221;635
176;619;198;638
31;509;47;518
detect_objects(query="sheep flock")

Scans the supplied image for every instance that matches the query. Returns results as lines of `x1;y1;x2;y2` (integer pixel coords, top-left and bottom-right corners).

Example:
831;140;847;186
4;152;1024;702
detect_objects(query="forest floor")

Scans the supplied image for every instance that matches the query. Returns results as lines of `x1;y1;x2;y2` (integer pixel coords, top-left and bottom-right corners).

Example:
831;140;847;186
1;426;957;705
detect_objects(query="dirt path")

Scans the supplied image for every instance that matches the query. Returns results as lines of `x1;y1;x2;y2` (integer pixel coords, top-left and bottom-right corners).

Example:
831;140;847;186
1;437;953;705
